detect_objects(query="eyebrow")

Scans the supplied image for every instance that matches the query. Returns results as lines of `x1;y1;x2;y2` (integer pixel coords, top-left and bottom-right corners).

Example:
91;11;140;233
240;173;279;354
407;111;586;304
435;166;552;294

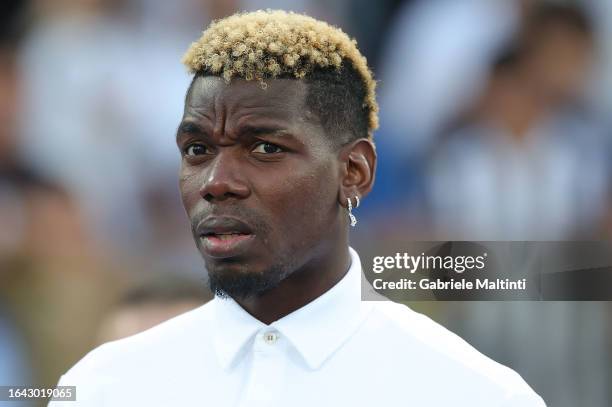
177;121;206;137
177;121;292;141
235;124;290;138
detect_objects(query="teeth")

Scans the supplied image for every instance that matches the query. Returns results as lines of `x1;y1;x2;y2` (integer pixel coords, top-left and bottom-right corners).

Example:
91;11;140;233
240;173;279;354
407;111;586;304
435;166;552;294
217;233;239;240
210;233;244;240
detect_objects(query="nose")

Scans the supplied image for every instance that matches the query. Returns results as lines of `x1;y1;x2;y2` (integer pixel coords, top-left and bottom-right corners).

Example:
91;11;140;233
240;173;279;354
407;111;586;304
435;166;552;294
199;151;250;202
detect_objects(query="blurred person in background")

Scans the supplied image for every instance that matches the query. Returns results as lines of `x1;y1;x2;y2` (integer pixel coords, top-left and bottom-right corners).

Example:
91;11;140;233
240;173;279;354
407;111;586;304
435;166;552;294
96;275;210;344
1;0;126;396
424;4;612;406
377;0;522;157
361;0;528;230
428;2;609;240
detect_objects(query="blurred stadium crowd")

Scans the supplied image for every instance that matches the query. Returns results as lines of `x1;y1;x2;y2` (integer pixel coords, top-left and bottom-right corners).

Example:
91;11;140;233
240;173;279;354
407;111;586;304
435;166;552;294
0;0;611;406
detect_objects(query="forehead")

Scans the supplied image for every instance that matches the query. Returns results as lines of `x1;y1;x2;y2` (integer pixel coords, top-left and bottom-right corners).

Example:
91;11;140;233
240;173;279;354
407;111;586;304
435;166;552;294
185;76;310;121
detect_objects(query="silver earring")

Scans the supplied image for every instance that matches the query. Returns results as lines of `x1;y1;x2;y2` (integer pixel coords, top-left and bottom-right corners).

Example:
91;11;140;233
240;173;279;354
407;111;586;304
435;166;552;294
347;197;358;227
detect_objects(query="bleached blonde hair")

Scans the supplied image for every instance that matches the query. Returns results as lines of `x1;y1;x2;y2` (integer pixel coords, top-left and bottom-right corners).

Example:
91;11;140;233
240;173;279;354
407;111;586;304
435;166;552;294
182;9;378;137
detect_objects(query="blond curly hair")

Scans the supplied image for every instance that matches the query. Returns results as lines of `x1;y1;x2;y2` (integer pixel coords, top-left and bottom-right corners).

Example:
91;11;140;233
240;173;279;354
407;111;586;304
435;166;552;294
182;9;378;138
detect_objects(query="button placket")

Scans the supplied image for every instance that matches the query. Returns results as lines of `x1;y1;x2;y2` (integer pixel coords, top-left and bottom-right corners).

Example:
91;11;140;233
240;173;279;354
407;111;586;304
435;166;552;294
238;329;286;407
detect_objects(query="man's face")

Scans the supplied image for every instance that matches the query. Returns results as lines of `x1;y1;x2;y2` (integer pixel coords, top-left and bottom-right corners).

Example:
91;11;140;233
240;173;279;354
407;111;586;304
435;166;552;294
177;76;342;298
526;25;594;102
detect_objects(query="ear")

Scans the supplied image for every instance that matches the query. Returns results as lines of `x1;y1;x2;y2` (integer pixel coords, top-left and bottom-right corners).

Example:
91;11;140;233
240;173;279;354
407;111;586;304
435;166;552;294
337;138;377;207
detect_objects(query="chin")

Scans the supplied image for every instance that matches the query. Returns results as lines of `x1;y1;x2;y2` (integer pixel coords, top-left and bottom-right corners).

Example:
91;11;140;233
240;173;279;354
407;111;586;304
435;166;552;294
205;259;290;299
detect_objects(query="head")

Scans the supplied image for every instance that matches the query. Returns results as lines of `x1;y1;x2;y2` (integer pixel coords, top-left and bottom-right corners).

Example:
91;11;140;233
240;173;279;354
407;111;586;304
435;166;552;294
96;277;209;343
177;10;377;299
519;3;595;103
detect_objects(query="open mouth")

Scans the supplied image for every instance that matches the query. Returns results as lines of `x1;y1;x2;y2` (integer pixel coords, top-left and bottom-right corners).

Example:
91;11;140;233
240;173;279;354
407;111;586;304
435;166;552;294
202;231;253;245
201;232;254;257
197;217;256;258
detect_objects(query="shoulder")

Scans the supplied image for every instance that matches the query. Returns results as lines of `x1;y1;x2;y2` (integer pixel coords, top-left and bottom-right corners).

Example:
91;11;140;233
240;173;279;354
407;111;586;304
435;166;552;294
367;302;525;382
49;302;219;405
363;301;545;405
59;301;215;382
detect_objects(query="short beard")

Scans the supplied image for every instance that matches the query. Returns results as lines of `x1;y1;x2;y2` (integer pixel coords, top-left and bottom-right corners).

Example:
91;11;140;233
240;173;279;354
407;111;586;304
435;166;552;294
207;262;292;300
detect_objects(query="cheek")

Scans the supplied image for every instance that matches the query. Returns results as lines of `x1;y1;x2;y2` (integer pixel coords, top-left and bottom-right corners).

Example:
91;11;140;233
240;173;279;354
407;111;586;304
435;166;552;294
178;168;201;216
260;161;338;245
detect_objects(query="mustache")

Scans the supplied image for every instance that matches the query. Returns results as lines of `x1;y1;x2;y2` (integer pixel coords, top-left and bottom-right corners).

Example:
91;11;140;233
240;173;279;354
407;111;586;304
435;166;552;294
190;204;270;237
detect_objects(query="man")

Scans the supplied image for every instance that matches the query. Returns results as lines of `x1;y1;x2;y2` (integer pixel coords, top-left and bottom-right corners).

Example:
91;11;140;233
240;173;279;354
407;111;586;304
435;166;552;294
50;10;545;406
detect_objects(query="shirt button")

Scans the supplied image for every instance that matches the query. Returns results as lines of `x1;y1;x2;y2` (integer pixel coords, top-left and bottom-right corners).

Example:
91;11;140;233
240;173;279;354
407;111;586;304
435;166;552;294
263;331;279;344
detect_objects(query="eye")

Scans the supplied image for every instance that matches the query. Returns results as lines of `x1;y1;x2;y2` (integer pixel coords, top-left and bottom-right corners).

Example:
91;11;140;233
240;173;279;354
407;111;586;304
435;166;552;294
252;142;283;154
184;144;209;156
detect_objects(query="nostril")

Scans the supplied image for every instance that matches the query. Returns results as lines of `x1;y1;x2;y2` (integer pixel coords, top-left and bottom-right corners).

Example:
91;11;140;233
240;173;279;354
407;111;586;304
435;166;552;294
202;190;242;202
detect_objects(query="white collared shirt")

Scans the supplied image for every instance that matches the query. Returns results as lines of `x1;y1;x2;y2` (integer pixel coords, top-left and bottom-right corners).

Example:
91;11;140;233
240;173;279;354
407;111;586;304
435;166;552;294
50;247;545;406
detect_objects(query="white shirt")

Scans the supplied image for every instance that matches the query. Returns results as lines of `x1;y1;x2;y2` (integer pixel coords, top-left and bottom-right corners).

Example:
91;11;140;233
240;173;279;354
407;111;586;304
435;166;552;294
50;248;545;406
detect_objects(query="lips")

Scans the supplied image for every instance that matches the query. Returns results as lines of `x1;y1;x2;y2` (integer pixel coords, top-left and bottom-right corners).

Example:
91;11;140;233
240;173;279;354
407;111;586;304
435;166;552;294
196;216;255;258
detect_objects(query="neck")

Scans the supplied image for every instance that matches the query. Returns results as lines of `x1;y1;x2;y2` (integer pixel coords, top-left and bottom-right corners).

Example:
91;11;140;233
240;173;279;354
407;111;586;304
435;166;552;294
233;238;351;325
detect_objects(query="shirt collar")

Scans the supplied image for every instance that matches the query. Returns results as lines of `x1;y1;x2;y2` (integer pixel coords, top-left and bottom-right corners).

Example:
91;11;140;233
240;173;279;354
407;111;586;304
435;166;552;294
212;247;368;371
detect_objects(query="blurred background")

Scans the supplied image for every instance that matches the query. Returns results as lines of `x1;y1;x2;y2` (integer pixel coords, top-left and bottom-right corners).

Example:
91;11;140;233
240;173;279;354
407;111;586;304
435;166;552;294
0;0;611;406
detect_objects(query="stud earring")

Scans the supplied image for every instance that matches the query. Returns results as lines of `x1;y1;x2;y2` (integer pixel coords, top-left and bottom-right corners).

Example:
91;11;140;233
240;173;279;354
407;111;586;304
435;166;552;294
347;197;358;227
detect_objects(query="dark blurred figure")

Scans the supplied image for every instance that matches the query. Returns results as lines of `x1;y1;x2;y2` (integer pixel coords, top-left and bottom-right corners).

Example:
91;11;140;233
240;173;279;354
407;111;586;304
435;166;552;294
428;2;610;239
